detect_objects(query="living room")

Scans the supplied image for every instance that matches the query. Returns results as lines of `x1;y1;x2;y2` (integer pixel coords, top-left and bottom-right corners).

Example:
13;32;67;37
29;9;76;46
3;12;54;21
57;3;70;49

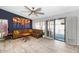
0;6;79;53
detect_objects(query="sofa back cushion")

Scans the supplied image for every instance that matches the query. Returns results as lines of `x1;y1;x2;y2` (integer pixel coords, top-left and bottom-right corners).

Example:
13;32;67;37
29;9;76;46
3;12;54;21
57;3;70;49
13;29;32;35
32;29;43;34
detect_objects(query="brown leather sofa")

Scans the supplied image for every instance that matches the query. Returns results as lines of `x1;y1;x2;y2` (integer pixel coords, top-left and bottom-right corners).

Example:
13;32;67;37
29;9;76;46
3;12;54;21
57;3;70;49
5;29;43;39
31;29;44;38
13;29;32;39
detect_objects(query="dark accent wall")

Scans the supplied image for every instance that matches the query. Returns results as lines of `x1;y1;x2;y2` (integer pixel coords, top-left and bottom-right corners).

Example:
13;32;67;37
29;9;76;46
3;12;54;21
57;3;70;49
0;9;32;32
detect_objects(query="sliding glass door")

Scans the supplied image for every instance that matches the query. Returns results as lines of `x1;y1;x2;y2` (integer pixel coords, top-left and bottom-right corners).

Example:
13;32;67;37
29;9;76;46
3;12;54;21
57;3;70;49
47;20;54;38
0;19;8;39
34;19;65;42
55;19;65;41
46;19;65;41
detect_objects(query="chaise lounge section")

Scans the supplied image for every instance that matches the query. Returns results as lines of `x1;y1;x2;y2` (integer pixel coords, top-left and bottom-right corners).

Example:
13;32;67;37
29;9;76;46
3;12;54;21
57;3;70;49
31;29;44;38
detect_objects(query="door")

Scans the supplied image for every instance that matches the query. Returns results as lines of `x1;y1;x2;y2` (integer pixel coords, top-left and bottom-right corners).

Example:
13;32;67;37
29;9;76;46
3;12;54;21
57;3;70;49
47;20;54;38
55;19;65;41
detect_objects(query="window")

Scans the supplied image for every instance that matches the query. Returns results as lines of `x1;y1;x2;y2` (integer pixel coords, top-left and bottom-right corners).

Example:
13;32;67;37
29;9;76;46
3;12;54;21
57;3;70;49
0;19;8;39
35;21;45;31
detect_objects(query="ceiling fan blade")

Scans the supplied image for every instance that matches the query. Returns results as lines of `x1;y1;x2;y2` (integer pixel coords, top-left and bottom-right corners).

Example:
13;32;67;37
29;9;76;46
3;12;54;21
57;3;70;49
35;8;41;11
22;10;30;12
35;12;44;15
28;12;32;16
24;6;32;11
34;13;38;16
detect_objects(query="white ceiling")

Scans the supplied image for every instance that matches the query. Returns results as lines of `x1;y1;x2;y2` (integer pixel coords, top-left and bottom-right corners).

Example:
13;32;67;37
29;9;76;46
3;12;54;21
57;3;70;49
0;6;79;20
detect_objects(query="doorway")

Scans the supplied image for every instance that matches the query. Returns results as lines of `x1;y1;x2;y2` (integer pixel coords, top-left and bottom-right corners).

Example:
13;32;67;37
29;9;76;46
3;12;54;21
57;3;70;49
55;18;65;41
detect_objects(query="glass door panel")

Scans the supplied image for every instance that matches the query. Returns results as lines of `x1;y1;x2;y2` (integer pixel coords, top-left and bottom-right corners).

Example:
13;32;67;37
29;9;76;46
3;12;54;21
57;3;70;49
55;19;65;41
47;20;54;38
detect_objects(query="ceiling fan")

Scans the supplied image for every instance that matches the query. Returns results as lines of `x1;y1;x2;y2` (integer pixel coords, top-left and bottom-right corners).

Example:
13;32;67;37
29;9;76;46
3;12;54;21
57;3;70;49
24;6;44;16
